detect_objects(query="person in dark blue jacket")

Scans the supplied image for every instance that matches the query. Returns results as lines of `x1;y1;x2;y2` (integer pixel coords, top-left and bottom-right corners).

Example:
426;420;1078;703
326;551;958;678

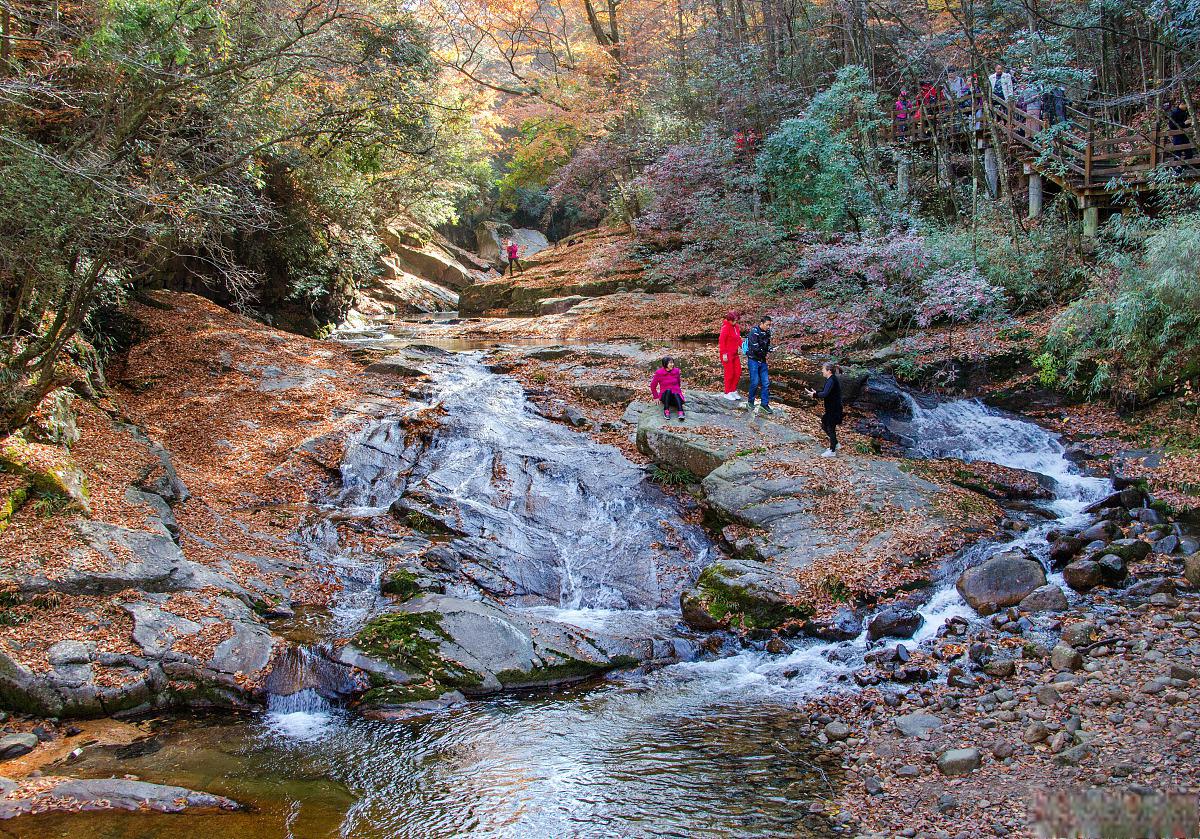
807;361;843;456
745;316;774;415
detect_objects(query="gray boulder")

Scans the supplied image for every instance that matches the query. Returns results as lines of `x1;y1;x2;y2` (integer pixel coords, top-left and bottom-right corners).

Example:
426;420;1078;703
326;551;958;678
956;551;1047;615
1018;584;1069;613
0;777;240;819
1063;559;1103;592
637;393;807;478
937;747;982;776
893;712;943;737
867;607;924;641
0;733;38;760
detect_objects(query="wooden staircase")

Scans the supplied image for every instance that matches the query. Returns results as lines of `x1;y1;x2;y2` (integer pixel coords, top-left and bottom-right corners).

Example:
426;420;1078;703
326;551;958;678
888;92;1199;211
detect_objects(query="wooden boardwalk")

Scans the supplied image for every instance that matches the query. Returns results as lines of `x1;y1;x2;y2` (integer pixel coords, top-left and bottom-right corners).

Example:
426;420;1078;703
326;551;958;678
888;92;1199;210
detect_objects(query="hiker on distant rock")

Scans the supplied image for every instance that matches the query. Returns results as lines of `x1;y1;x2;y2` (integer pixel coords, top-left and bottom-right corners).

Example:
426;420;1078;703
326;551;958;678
718;310;743;401
745;315;774;415
504;238;524;275
651;357;686;422
807;361;844;457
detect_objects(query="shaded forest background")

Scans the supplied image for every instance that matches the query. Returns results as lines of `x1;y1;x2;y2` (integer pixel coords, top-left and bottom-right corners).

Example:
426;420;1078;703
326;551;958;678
3;0;1200;437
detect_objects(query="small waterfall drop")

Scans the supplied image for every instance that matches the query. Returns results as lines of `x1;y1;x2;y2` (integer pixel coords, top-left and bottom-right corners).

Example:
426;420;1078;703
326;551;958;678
665;394;1112;697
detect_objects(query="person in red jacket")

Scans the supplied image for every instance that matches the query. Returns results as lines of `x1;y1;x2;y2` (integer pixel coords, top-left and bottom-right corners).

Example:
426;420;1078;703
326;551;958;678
650;357;686;421
718;311;742;401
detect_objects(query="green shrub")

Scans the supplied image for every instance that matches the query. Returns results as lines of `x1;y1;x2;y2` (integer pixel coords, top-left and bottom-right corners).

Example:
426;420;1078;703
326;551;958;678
1044;213;1200;402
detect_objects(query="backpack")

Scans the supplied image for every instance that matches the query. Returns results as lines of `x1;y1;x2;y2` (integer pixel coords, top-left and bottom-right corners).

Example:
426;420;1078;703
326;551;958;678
741;337;749;355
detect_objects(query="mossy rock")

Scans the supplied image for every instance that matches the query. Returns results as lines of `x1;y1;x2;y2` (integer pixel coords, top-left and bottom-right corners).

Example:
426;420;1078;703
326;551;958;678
380;569;422;601
690;563;811;630
0;434;89;515
361;681;447;706
353;612;482;691
0;481;31;534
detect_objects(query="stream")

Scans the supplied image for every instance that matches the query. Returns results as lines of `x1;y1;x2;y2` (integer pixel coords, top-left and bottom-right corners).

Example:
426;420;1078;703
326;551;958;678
11;340;1112;839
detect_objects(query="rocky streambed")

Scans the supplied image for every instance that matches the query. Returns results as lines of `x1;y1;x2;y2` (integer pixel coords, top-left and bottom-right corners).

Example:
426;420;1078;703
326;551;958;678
5;312;1200;837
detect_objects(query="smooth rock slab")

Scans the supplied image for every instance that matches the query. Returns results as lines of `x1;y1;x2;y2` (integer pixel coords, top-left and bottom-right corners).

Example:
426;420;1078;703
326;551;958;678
0;777;241;819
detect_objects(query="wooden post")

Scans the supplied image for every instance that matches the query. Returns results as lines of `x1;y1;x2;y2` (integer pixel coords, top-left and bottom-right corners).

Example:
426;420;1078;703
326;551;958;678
1028;172;1043;218
1084;120;1094;189
897;153;910;199
983;146;999;198
1083;205;1099;239
1151;120;1161;170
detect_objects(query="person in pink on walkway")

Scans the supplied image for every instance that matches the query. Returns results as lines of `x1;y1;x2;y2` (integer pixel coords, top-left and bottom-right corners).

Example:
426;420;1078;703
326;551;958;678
718;310;742;401
650;357;686;422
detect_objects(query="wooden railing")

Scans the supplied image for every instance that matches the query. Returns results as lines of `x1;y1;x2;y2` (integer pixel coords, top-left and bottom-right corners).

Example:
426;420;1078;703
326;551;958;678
888;91;1199;196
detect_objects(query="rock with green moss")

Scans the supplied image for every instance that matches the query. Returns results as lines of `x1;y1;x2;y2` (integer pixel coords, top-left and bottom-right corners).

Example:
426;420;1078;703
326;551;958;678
0;432;89;514
681;561;811;631
347;595;648;697
380;569;422;600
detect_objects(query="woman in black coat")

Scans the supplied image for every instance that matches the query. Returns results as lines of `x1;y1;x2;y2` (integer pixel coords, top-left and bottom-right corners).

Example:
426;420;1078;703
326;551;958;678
807;362;843;456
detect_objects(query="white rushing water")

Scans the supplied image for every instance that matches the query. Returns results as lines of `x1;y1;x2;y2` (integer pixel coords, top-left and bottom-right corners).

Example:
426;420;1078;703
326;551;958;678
657;395;1111;699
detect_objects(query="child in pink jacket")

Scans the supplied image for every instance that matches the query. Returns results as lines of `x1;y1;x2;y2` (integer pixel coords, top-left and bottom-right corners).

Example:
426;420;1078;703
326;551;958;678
650;357;686;422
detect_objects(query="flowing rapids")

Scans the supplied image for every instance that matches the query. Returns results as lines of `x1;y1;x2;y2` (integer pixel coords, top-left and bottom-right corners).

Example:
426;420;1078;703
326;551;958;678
24;358;1112;839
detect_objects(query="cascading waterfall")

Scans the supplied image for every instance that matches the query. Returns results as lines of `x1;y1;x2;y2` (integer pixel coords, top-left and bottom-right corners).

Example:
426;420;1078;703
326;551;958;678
667;394;1112;696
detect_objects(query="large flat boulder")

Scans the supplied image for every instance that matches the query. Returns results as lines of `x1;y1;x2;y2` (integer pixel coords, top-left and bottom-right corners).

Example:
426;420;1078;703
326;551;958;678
673;407;1000;631
380;224;481;291
636;393;808;479
346;595;681;707
0;777;241;819
475;223;549;267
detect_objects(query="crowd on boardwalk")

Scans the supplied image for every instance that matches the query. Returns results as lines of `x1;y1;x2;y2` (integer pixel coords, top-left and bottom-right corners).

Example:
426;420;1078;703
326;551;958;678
892;63;1195;167
648;312;845;458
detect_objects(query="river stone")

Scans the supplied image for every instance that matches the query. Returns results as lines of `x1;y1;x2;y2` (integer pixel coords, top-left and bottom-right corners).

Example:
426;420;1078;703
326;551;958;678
1096;553;1128;583
1019;584;1068;613
1102;538;1151;563
1061;621;1096;648
956;551;1047;616
893;712;943;737
1049;537;1083;567
1154;534;1180;555
1063;560;1103;592
937;747;982;776
0;733;38;760
574;383;637;407
824;721;851;741
1077;520;1120;545
364;357;426;378
1051;644;1083;671
358;596;666;696
806;607;863;641
867;608;924;641
538;295;589;316
0;777;241;819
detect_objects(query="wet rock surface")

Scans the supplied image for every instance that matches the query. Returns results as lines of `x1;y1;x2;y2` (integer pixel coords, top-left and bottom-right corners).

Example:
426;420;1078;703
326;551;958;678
0;776;241;819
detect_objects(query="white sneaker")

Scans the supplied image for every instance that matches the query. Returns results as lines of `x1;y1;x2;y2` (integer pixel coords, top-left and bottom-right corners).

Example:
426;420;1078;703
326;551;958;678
723;392;740;401
821;449;836;457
